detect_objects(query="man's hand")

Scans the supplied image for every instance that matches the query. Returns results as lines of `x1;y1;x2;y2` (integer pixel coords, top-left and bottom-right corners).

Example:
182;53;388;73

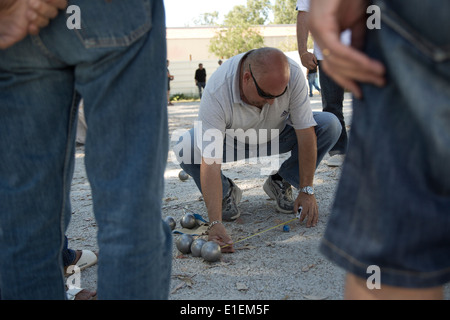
297;11;318;71
208;223;234;253
294;192;318;228
309;0;385;99
300;51;318;70
0;0;68;50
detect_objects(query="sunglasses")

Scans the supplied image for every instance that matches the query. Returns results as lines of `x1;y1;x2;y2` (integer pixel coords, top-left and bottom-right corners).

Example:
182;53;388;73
249;64;287;99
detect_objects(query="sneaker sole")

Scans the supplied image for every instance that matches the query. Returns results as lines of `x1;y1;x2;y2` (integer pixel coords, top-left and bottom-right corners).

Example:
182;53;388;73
263;179;293;214
225;181;243;221
225;209;241;221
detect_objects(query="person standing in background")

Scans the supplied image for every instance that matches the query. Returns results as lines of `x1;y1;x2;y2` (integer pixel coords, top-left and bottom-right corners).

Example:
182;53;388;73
167;59;174;105
306;65;321;97
195;63;207;99
296;0;350;167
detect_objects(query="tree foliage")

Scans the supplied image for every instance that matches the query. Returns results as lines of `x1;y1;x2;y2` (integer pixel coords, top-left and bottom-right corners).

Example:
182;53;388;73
209;26;265;59
209;0;270;58
272;0;298;24
207;0;299;58
193;11;219;26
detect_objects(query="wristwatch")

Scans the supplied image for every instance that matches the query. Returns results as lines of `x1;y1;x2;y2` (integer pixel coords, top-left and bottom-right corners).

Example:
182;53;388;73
300;186;314;195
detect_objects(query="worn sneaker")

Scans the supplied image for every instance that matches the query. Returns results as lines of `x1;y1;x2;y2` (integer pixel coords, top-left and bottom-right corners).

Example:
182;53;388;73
222;178;242;221
326;154;345;167
263;176;294;213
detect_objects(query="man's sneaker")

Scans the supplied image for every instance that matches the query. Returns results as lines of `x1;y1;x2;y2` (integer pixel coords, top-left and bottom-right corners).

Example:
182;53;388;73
326;154;345;167
222;178;242;221
263;176;294;213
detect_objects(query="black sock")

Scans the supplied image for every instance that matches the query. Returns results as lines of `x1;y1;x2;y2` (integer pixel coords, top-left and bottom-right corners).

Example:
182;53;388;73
271;173;282;181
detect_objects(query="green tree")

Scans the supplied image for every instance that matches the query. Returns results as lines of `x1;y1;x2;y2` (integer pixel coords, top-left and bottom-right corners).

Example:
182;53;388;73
193;11;219;26
209;26;265;59
209;0;270;59
272;0;297;24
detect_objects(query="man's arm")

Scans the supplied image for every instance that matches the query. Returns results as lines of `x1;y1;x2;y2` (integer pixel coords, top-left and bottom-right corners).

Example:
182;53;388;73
294;127;319;227
308;0;385;98
200;158;234;253
296;10;318;70
0;0;67;50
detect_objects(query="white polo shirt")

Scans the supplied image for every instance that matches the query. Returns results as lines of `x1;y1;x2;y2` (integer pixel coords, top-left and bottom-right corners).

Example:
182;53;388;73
191;50;316;162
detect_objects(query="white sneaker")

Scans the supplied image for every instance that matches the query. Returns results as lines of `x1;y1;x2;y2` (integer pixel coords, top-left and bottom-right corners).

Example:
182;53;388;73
326;154;345;167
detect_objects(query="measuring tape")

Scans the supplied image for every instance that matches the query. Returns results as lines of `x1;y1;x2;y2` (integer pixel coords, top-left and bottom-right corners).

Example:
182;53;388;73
184;207;303;249
221;207;303;249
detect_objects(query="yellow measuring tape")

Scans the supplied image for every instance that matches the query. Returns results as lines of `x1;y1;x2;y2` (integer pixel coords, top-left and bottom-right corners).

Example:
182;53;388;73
184;207;302;249
221;216;299;249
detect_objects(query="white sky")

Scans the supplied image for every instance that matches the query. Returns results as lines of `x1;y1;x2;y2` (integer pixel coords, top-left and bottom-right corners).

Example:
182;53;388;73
163;0;274;28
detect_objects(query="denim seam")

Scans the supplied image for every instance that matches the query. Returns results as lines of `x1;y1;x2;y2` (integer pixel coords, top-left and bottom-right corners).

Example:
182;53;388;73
30;35;66;64
322;238;450;280
377;0;450;63
58;93;80;281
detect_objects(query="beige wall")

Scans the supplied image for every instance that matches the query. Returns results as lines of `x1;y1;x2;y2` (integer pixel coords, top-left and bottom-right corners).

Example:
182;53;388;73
166;25;299;97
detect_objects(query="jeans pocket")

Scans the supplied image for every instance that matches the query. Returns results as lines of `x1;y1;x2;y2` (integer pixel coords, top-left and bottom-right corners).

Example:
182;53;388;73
71;0;152;48
377;0;450;63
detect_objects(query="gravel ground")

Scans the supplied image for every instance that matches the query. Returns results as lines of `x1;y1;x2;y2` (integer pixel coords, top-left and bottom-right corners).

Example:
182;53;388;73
66;93;450;300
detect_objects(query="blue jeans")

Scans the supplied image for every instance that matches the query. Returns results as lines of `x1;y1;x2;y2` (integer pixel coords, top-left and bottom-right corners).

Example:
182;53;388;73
197;82;206;99
177;112;341;197
62;236;76;268
0;0;171;299
320;0;450;288
307;73;321;96
318;61;347;156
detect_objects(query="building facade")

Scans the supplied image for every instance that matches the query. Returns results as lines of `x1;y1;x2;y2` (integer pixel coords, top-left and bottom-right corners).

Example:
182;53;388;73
166;25;301;97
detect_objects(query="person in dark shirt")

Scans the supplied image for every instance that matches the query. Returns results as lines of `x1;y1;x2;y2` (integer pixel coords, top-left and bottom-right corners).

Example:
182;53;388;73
195;63;207;99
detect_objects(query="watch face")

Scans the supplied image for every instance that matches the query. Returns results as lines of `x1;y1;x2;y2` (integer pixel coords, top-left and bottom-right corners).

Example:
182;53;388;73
303;186;314;195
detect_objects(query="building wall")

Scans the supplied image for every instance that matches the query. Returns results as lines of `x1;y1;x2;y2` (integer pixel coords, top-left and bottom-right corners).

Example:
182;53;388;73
167;25;301;97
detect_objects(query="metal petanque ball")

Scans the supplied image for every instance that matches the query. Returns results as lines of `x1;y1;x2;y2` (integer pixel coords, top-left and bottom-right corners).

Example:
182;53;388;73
191;238;207;257
180;212;197;229
201;241;222;262
176;234;194;254
164;216;176;230
178;170;189;181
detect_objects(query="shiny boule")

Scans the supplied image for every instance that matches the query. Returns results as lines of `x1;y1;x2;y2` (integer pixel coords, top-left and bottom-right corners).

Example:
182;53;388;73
180;213;197;229
178;170;189;181
176;234;194;254
164;216;176;230
201;241;222;262
190;238;207;257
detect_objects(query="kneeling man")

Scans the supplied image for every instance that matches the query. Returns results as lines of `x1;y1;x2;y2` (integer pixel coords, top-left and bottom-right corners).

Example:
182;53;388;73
173;48;341;252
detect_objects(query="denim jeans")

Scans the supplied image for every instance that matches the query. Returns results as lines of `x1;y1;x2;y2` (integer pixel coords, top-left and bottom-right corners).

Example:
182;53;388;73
320;0;450;288
307;73;321;96
177;112;341;197
318;61;348;156
0;0;171;299
197;82;206;99
62;236;76;268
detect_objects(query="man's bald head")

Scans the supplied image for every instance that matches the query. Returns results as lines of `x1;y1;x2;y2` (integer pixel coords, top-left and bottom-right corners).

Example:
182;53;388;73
244;47;290;79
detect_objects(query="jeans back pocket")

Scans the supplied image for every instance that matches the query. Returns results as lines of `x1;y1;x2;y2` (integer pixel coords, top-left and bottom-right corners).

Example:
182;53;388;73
70;0;153;48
